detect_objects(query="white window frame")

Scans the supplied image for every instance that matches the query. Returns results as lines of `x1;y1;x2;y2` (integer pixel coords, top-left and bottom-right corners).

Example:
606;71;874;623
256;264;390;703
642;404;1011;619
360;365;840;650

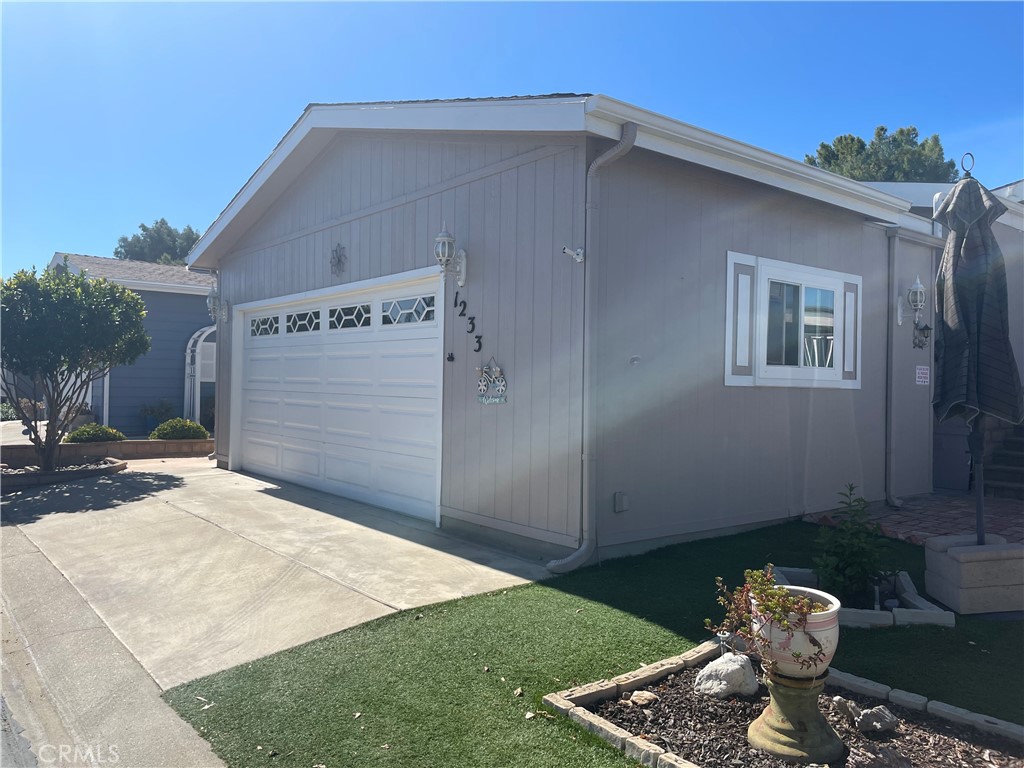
725;252;861;389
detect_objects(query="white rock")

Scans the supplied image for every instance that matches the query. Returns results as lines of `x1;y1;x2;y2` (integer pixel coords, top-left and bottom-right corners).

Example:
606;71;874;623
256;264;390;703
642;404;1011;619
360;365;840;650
629;690;659;706
856;705;899;733
693;653;758;698
833;695;863;724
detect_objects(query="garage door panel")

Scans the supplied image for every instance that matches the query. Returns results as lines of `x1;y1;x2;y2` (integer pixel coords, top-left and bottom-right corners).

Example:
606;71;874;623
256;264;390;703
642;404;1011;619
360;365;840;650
377;405;437;458
280;399;322;438
246;353;283;385
240;276;440;522
376;459;435;512
323;448;373;490
281;442;322;479
243;396;280;430
281;351;323;386
243;436;280;470
324;350;375;390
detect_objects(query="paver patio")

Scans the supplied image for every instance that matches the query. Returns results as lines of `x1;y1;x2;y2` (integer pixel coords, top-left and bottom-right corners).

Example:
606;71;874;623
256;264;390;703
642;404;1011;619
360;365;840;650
806;492;1023;545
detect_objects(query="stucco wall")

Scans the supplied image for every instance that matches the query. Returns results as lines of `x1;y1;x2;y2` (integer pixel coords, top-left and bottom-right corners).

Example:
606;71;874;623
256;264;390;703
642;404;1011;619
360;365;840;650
590;146;902;549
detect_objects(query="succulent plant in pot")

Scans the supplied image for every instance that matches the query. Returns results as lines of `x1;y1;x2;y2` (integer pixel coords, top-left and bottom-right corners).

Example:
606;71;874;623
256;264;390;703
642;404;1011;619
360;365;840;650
706;564;841;680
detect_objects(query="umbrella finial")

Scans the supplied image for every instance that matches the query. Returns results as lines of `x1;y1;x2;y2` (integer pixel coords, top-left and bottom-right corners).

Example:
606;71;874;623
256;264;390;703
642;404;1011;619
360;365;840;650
961;152;974;178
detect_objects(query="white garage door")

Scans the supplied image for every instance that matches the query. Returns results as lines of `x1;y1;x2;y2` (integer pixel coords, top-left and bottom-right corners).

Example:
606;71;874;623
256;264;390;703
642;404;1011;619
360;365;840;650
238;274;442;520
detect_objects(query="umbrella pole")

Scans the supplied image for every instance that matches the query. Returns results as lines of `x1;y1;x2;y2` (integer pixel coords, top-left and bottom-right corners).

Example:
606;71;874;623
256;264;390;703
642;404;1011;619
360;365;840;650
967;422;986;545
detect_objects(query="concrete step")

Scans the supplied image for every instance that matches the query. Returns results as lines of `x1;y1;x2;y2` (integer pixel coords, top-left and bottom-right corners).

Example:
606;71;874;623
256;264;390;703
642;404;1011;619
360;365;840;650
987;464;1024;483
985;480;1024;501
992;449;1024;466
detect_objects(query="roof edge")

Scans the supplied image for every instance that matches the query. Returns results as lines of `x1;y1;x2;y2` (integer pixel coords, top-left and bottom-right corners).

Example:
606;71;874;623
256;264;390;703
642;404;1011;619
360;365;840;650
188;94;914;268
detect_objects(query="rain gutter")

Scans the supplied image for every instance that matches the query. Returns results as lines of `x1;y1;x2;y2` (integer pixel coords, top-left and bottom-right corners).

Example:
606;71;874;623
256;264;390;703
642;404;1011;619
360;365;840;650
547;121;638;573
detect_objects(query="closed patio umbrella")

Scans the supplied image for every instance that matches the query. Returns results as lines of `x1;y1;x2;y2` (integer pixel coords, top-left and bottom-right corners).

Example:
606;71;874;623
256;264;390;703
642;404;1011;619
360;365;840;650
932;167;1023;544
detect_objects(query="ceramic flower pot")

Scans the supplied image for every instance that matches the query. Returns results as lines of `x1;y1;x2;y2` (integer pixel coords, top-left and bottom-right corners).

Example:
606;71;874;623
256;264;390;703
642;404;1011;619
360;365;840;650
751;585;840;679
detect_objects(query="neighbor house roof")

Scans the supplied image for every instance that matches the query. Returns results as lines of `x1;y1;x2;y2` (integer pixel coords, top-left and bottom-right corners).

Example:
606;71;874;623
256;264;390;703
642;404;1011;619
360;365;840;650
188;94;914;269
51;253;215;295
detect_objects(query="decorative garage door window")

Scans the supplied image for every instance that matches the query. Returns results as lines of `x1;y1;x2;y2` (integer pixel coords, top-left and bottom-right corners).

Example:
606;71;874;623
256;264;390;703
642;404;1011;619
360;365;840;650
250;315;280;337
329;304;371;330
286;310;321;334
382;295;435;325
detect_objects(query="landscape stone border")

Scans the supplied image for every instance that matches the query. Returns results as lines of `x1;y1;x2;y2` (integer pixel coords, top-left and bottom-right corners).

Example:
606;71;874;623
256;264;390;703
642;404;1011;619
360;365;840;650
0;457;127;491
543;639;1024;768
0;439;214;468
775;566;955;628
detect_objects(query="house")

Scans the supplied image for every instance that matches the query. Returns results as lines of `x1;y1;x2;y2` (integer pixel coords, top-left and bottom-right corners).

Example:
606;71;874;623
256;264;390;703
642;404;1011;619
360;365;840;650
863;181;1024;494
48;253;217;436
188;94;981;568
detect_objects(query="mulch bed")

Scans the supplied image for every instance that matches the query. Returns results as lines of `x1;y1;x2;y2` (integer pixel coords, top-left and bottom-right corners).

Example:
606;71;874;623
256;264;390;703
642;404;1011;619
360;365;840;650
596;665;1024;767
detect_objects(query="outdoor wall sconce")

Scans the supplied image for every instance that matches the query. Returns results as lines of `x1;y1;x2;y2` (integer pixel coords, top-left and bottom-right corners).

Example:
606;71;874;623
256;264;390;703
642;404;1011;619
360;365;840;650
897;276;931;348
330;243;347;277
206;285;229;324
434;221;466;287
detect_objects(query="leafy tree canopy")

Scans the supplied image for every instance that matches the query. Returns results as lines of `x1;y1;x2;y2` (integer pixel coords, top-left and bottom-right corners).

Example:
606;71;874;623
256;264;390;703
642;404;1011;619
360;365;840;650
805;126;960;183
114;218;200;265
1;261;150;470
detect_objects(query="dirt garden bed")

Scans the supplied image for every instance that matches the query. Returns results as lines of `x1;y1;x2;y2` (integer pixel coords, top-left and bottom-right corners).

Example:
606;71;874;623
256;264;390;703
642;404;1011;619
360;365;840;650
545;642;1024;768
597;665;1022;767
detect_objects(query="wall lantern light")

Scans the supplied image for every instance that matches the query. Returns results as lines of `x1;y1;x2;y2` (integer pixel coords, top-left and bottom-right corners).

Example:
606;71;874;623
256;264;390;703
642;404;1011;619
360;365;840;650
434;221;466;287
897;275;931;348
206;285;228;323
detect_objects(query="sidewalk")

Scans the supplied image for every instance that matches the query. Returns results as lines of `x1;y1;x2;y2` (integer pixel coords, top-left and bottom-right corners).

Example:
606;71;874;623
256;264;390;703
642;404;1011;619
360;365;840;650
805;491;1023;545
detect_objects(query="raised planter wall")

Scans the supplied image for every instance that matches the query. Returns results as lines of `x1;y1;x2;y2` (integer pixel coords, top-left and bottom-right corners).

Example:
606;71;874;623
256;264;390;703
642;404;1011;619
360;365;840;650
1;439;214;468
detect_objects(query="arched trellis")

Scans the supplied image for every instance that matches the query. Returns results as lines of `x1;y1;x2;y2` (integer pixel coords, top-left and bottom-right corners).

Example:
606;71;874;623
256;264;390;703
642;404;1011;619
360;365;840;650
184;325;216;425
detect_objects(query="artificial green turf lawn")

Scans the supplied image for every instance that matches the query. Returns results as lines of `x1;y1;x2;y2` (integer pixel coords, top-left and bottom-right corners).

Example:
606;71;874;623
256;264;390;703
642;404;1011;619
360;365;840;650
165;521;1024;768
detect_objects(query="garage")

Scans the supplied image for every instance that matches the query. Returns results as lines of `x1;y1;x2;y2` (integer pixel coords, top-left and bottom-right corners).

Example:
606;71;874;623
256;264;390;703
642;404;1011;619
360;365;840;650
232;271;443;521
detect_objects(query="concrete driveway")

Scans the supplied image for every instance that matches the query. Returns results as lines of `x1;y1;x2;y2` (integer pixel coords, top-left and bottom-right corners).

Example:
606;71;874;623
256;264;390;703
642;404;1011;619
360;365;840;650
1;458;549;766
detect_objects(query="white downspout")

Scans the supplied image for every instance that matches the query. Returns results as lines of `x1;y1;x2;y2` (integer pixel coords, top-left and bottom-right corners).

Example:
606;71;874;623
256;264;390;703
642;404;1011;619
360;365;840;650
884;227;903;509
547;121;638;573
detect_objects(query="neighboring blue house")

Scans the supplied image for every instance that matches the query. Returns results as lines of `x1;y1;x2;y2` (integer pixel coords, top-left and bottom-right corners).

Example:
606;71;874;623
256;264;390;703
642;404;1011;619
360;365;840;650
49;253;217;436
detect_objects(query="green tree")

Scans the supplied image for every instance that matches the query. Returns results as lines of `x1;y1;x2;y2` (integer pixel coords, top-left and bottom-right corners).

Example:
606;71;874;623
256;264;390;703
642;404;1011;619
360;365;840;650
1;262;150;471
805;126;959;182
114;218;200;265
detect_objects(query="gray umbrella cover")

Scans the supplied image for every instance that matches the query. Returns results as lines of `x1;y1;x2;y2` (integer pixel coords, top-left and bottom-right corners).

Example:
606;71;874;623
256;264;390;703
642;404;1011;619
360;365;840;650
933;177;1023;427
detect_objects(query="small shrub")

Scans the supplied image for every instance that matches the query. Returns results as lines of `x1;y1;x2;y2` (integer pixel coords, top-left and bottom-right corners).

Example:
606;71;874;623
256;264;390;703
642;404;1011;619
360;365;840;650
0;401;17;421
813;483;890;607
64;423;127;443
149;418;210;440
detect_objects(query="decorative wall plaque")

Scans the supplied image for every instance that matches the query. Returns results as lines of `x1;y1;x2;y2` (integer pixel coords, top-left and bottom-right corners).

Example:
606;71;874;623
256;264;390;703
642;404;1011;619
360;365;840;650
476;357;507;404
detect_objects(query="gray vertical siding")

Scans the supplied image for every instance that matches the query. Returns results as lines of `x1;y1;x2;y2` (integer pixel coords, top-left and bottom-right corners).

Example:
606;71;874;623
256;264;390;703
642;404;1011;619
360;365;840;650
216;133;587;547
108;290;213;436
889;237;939;498
590;146;897;548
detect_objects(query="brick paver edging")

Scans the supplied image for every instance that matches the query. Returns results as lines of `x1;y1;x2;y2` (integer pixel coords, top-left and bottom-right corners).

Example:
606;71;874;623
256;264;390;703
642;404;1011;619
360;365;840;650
542;640;1024;767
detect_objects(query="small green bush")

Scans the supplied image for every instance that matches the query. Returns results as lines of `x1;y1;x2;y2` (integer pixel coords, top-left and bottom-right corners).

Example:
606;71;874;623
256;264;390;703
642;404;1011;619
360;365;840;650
813;483;892;607
149;418;210;440
0;401;18;421
64;423;127;443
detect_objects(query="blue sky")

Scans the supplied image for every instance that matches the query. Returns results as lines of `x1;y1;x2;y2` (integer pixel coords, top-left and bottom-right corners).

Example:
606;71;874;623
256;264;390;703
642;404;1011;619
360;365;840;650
3;2;1022;277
